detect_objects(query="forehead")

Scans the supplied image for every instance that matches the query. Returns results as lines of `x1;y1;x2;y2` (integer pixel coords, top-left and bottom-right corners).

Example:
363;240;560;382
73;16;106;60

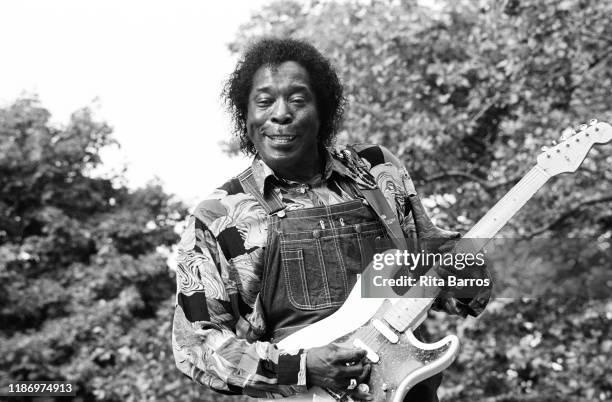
250;61;313;92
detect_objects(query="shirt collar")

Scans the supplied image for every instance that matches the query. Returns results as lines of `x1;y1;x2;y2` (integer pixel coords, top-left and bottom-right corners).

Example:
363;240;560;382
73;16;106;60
250;147;352;195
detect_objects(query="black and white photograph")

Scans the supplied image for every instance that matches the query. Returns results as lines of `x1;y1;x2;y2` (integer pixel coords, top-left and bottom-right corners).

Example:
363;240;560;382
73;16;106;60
1;1;611;401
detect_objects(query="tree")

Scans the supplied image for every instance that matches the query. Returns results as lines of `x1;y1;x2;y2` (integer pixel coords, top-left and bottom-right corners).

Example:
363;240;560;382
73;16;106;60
0;98;236;401
227;0;612;400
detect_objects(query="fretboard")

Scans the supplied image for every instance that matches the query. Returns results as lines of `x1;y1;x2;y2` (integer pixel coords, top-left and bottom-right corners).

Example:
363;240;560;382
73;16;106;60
383;165;551;332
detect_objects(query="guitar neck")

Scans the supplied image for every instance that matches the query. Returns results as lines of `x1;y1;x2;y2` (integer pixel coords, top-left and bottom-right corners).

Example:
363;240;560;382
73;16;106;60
465;165;550;239
383;165;551;332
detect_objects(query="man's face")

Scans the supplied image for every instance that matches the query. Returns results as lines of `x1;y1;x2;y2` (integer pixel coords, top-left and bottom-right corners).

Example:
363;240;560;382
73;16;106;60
246;61;320;172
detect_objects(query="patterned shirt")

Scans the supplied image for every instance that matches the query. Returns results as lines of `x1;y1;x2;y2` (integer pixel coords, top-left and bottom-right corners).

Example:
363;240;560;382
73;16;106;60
171;144;478;398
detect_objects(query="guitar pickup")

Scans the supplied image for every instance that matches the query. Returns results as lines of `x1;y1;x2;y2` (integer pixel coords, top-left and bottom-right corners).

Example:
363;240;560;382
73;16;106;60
352;338;380;363
372;319;399;344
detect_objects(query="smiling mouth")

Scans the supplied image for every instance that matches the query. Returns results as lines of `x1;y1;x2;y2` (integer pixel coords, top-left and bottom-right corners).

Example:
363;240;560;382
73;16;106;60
264;134;297;144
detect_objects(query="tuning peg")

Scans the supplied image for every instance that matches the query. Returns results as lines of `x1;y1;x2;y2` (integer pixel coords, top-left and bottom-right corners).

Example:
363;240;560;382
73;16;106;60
541;146;550;152
589;118;598;125
579;124;588;131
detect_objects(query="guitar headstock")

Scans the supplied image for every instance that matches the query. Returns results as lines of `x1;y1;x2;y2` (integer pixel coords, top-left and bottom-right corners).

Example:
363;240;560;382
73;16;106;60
536;119;612;176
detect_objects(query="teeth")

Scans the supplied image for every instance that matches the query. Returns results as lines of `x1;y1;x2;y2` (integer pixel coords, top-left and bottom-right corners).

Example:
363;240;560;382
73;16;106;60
267;136;296;143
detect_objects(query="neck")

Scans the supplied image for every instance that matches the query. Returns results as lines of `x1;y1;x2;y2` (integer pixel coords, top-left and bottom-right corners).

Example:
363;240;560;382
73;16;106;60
267;149;323;183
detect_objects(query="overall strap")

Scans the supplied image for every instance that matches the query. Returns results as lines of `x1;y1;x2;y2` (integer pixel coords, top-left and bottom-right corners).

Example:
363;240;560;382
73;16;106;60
237;168;285;215
338;146;408;251
360;188;408;250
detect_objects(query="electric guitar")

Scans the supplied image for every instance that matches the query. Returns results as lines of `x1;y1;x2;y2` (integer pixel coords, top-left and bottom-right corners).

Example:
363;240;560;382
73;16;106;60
274;120;612;402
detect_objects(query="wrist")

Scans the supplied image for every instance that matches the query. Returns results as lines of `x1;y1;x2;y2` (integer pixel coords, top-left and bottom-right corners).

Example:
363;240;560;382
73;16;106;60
277;349;308;387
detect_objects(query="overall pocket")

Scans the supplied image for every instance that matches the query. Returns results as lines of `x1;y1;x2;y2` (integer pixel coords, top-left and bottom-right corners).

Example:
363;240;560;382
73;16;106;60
281;236;347;311
280;249;313;309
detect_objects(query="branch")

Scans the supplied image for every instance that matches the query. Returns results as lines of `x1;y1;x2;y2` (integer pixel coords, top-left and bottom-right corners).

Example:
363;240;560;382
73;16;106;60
469;93;501;124
586;47;612;71
423;170;524;190
524;192;612;238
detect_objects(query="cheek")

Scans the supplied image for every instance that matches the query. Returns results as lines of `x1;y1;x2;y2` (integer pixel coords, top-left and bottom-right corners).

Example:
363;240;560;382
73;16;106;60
306;109;321;136
245;111;261;140
296;107;320;129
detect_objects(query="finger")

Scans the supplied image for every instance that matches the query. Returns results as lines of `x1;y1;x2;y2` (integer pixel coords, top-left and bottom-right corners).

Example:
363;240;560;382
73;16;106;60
334;347;367;363
358;362;371;383
348;386;373;401
338;363;365;379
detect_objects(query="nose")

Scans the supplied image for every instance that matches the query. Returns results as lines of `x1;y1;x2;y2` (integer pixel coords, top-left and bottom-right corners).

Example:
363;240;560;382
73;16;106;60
270;99;293;125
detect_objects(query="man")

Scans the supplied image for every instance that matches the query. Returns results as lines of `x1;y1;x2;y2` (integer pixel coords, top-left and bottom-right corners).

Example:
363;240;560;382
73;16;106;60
172;38;489;401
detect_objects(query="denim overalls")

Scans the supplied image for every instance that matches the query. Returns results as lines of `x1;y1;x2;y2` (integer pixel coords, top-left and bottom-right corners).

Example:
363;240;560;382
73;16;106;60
238;166;441;402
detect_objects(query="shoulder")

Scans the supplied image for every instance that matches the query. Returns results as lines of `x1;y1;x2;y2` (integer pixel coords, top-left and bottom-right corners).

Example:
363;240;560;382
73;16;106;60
192;174;252;226
345;143;417;196
347;143;403;170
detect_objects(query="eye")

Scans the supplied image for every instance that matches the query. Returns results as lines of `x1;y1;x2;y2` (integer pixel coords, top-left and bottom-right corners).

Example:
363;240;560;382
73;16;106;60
255;97;273;107
290;96;306;105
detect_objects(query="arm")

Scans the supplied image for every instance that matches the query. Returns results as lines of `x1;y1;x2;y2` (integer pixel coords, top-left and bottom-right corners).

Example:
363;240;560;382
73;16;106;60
172;215;307;398
354;144;491;317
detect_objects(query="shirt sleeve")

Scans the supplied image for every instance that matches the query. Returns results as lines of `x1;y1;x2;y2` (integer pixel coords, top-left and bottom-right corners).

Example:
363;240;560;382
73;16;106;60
172;214;308;398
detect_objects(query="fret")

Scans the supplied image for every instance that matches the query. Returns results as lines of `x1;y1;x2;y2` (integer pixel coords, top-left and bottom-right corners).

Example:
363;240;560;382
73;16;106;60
384;294;436;332
466;166;550;239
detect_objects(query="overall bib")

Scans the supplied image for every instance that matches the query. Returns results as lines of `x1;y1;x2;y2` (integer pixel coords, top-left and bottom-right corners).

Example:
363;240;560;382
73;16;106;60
238;168;441;402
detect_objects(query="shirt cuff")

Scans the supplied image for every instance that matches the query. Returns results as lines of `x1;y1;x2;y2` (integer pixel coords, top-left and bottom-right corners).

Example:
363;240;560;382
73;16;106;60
277;349;308;387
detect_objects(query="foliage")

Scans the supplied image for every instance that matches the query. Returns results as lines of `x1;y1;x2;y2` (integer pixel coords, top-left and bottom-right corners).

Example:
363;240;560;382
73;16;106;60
228;0;612;400
0;98;234;401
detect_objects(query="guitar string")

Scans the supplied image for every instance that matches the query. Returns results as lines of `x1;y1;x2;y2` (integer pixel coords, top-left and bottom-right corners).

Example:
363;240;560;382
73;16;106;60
470;174;536;235
469;167;544;237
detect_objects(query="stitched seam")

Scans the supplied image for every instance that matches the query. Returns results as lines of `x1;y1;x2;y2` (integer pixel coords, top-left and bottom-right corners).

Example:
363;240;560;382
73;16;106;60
357;230;365;268
284;204;363;215
260;216;276;302
281;204;365;220
315;238;333;308
281;221;383;237
297;250;310;306
280;228;384;241
328;210;349;299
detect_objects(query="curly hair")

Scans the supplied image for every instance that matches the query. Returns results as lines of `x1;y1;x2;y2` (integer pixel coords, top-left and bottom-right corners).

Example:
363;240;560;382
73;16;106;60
223;38;346;155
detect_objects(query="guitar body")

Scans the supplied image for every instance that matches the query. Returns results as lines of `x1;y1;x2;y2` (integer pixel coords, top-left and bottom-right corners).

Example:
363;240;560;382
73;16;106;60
275;277;460;402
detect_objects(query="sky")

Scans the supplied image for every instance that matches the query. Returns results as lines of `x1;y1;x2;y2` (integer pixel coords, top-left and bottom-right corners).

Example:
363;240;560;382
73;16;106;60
0;0;270;207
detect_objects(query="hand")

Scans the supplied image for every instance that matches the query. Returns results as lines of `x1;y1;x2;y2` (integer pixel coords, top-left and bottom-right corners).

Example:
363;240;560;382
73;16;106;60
306;343;372;400
432;233;492;317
